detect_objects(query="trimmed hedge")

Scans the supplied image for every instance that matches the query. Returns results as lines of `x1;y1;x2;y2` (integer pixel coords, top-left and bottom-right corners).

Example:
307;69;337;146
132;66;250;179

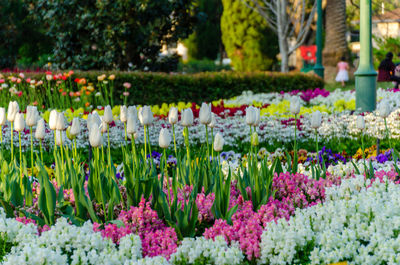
10;71;324;105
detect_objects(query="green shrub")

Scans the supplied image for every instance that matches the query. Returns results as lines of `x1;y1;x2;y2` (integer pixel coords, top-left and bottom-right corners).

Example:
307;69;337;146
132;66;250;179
7;71;323;106
178;59;231;73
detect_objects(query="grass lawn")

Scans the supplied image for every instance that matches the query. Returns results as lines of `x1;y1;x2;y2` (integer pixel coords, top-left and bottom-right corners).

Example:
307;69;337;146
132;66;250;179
325;79;394;92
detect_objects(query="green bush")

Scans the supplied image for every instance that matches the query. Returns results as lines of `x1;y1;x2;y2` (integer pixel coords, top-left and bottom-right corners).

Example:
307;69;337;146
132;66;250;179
178;59;231;73
9;71;323;106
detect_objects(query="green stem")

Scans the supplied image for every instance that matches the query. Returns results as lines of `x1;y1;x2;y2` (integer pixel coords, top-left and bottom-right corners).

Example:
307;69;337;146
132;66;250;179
211;128;214;160
146;126;152;163
53;130;57;153
249;126;253;165
73;138;77;161
144;126;147;161
163;148;170;205
107;124;111;168
131;135;136;168
205;125;209;160
172;124;177;157
361;132;367;177
30;127;34;173
184;127;190;166
60;131;64;185
96;147;107;221
10;122;13;161
18;131;22;184
39;140;43;162
315;129;319;167
124;122;127;146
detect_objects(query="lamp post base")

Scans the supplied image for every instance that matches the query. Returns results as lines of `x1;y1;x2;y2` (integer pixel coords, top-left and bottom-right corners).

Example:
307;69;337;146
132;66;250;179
314;64;325;79
355;69;377;112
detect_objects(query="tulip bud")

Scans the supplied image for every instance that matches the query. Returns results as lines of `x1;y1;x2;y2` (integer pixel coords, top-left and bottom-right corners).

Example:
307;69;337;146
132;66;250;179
26;106;38;127
168;107;178;125
49;110;58;130
127;115;137;135
55;130;63;146
70;118;80;136
251;132;259;146
120;105;128;123
311;110;322;129
89;125;103;147
0;107;6;126
14;113;25;132
139;106;153;126
159;128;171;149
208;113;217;128
356;115;365;130
378;101;391;118
66;126;74;140
246;107;256;126
181;108;194;127
199;103;212;125
290;98;301;115
213;133;224;152
35;118;45;140
253;108;261;127
128;106;137;121
7;101;19;122
56;112;65;131
103;105;113;124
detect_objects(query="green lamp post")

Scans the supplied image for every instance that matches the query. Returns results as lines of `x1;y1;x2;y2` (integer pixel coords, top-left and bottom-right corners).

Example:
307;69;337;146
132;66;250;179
355;0;377;112
314;0;324;78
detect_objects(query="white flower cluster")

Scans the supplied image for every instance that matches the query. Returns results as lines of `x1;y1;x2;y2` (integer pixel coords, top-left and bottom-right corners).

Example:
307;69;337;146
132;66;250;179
259;175;400;265
170;236;244;265
2;217;143;265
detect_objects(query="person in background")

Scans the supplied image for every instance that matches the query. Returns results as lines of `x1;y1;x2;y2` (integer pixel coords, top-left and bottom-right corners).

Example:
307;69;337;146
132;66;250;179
335;56;349;87
378;52;400;88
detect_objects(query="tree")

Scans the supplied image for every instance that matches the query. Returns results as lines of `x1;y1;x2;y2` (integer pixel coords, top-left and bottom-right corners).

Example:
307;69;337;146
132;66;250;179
243;0;317;72
184;0;223;61
27;0;197;70
323;0;347;81
0;0;51;69
221;0;278;71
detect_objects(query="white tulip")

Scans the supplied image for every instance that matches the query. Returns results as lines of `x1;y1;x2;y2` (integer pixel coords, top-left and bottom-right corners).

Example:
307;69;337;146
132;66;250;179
181;108;194;127
70;118;80;136
213;132;224;152
35;118;45;140
0;107;6;126
26;106;38;127
199;103;212;125
168;107;178;125
103;105;113;124
253;108;261;126
356;115;365;130
290;97;301;115
311;110;322;129
159;128;171;149
91;111;102;127
55;130;63;146
100;116;108;133
56;112;65;131
7;101;19;122
120;105;128;123
128;106;137;120
246;106;256;126
49;109;58;130
89;125;103;147
14;113;25;132
127;115;137;135
208;113;217;128
139;106;153;126
378;101;391;118
86;113;93;130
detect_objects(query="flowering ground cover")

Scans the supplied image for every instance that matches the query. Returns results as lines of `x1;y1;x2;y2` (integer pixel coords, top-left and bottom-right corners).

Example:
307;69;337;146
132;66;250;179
0;83;399;264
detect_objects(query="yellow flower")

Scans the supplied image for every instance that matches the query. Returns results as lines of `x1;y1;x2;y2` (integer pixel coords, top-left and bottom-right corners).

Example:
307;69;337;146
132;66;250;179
108;74;116;80
97;74;106;81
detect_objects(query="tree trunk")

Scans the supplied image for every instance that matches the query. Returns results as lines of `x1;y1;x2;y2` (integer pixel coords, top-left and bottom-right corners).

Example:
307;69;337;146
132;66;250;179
279;36;289;72
323;0;347;82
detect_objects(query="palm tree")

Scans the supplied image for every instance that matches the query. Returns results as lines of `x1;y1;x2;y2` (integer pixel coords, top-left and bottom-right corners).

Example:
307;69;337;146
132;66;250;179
323;0;348;81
